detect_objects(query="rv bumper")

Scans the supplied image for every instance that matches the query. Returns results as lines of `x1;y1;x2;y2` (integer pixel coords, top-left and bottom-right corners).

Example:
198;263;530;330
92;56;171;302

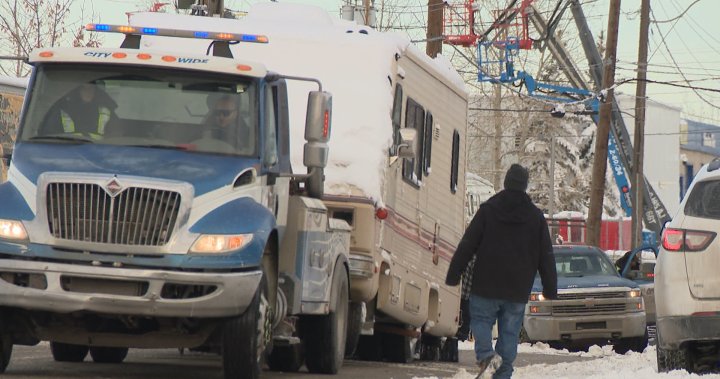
0;259;261;318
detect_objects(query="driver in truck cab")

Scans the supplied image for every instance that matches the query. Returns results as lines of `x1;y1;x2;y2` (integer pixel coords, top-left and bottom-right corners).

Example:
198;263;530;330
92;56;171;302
41;82;118;139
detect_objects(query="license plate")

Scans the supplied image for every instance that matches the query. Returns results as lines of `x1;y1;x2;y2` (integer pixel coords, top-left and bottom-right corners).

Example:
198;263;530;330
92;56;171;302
576;321;606;330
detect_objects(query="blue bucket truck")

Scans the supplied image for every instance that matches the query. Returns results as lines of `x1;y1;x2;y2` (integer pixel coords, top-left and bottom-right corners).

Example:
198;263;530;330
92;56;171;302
0;25;351;379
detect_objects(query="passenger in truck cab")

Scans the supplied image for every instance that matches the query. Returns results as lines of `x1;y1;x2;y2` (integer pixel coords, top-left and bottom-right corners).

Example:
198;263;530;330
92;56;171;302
42;83;117;139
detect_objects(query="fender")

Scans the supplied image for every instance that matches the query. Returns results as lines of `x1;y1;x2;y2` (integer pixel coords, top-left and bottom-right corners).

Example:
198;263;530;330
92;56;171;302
189;196;276;267
0;182;34;221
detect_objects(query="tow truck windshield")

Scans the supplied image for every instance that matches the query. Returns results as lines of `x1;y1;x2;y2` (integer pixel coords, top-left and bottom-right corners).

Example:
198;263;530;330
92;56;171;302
19;63;258;156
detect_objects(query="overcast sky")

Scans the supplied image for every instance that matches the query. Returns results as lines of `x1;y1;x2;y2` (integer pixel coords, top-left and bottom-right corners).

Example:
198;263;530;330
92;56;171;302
66;0;720;125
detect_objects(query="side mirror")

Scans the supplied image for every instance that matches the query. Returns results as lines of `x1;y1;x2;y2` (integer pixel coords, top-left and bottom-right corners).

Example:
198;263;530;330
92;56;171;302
397;128;417;159
303;91;331;169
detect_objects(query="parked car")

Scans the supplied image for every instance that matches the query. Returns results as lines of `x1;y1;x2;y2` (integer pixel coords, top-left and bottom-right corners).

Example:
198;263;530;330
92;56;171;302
656;159;720;373
617;246;658;342
521;244;647;353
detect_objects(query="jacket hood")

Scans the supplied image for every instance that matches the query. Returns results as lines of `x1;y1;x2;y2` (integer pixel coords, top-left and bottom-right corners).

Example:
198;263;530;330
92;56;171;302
482;189;536;224
11;143;260;196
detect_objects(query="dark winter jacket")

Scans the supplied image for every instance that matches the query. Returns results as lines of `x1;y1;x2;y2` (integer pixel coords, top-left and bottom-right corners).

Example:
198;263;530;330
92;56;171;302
445;189;557;303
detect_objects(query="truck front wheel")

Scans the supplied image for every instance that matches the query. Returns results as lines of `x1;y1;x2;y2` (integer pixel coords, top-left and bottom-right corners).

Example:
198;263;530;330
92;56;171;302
222;275;272;379
0;335;11;372
50;342;88;362
89;346;128;363
301;265;348;374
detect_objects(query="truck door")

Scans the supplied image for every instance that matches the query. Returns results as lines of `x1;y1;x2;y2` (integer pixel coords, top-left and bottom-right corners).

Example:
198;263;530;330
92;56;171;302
263;81;290;237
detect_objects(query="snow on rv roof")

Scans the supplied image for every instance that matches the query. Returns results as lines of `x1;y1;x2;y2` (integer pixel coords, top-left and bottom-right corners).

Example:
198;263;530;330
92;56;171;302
129;3;466;203
28;47;267;78
0;76;28;89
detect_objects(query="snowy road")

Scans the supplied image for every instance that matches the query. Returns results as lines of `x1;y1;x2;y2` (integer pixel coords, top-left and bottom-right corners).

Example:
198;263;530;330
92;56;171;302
2;341;717;378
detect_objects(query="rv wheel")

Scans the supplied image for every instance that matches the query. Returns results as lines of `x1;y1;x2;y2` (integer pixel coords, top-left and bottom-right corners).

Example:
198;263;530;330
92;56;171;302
89;346;128;363
50;342;88;362
0;335;11;372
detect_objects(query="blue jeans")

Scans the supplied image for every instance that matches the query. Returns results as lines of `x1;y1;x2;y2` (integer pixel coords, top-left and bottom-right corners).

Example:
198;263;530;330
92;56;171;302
469;295;526;379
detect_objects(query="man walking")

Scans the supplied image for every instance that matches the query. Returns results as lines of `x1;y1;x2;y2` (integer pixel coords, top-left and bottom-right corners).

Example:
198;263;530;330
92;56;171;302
446;164;557;379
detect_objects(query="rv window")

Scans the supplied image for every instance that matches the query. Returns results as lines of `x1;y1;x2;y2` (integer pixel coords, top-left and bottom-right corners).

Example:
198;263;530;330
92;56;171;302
450;129;460;193
390;84;403;156
423;112;433;176
403;98;424;186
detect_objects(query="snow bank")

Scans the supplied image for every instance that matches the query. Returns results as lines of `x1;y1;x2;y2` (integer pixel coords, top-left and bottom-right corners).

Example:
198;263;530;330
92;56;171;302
129;3;465;203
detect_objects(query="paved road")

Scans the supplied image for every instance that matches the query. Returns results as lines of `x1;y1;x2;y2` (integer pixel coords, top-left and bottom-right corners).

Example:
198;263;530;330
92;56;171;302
3;343;595;379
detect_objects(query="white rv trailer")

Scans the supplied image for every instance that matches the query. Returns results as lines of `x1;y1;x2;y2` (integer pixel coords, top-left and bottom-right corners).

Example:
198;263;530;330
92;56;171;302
129;3;468;361
0;76;27;182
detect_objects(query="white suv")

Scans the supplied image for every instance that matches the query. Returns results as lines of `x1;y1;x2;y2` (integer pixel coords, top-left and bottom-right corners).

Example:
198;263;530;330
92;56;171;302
656;161;720;373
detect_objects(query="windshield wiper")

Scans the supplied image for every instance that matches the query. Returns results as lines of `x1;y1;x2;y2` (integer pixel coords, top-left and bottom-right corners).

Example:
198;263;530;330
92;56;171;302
126;144;189;151
29;135;94;143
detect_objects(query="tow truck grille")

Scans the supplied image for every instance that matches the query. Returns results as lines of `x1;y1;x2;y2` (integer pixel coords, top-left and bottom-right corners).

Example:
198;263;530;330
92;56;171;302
46;183;181;246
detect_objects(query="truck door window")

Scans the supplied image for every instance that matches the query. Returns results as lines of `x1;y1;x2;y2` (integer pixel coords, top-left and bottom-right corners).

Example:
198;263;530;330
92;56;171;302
390;84;403;156
403;97;424;186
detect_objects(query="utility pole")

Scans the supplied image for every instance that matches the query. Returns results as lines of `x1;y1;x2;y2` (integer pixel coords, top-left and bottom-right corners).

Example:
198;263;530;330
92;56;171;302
587;0;621;247
632;0;650;248
364;0;371;26
493;83;503;191
426;0;444;58
549;135;555;220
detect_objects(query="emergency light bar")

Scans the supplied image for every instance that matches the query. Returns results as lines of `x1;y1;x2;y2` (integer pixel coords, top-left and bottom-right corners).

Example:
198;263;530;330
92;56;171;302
85;24;269;44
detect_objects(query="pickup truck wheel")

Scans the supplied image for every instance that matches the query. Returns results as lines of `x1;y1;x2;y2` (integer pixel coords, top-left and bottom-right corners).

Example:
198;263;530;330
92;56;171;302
0;335;11;372
89;346;128;363
222;275;271;379
266;344;304;372
519;326;531;344
657;343;692;372
301;266;348;374
50;342;88;362
614;337;646;354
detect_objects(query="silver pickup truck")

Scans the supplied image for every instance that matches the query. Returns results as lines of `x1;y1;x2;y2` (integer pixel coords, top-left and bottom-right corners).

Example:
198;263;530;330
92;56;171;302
520;245;647;353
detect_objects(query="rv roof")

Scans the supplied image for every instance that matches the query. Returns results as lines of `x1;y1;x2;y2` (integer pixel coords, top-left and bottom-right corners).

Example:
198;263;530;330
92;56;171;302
28;47;267;78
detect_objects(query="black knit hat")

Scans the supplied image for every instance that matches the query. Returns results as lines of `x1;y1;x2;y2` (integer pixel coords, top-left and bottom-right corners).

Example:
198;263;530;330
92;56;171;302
503;164;529;192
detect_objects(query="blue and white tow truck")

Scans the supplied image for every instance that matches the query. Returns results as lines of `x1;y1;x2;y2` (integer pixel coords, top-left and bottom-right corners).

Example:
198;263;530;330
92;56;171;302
0;24;351;379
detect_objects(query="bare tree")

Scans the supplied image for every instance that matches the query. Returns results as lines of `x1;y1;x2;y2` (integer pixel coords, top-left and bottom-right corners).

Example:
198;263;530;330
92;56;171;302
0;0;100;76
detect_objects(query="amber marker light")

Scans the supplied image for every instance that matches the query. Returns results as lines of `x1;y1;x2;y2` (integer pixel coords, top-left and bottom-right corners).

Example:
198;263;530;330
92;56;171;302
112;52;127;59
162;55;176;62
236;64;252;71
38;51;54;58
137;53;152;60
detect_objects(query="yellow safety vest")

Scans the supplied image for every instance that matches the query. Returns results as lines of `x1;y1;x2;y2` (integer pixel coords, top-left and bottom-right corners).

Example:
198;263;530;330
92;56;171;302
60;106;111;140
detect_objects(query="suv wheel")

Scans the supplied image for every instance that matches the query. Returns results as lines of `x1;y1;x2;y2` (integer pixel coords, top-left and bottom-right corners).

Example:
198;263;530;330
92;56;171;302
657;343;691;372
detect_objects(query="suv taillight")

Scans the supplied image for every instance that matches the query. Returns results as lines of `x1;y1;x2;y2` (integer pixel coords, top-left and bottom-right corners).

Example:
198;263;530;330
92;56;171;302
662;228;716;252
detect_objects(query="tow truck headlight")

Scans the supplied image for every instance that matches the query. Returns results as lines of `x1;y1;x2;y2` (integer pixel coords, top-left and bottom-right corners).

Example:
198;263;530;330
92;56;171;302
0;219;28;241
529;293;545;302
628;289;642;298
190;234;253;253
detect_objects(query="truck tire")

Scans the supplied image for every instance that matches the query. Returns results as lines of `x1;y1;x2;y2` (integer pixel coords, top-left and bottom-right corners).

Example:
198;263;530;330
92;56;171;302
0;335;11;373
222;275;272;379
89;346;128;363
657;343;692;372
345;301;363;357
355;334;383;361
50;342;88;362
381;331;414;363
417;334;441;361
266;344;304;372
440;337;459;362
614;336;647;354
301;266;348;374
519;326;532;344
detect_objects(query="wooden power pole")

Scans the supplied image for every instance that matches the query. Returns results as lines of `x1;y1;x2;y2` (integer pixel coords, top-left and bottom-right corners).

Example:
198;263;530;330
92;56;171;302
426;0;444;58
631;0;650;248
587;0;621;247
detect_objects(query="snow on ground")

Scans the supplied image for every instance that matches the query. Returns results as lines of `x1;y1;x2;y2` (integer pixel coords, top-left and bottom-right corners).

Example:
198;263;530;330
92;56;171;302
412;340;720;379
